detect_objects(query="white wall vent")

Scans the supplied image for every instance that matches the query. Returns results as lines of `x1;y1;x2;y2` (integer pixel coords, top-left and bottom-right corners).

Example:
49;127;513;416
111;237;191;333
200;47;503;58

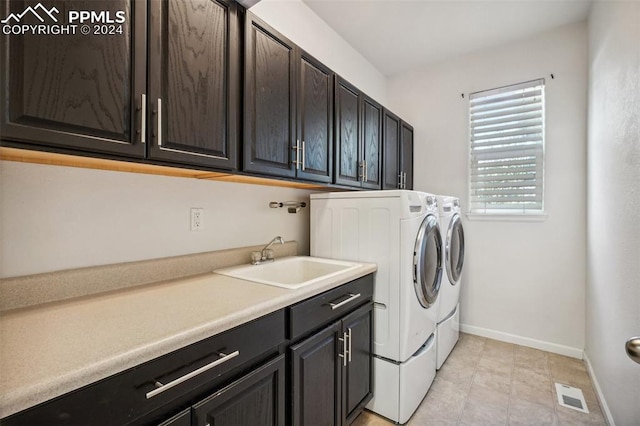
554;383;589;413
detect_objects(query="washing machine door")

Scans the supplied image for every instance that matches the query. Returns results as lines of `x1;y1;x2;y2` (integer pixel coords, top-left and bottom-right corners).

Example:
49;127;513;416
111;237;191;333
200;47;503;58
413;214;443;308
446;213;465;285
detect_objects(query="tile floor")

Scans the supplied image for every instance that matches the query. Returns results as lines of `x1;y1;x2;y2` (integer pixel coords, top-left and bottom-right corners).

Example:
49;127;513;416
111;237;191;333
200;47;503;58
354;333;607;425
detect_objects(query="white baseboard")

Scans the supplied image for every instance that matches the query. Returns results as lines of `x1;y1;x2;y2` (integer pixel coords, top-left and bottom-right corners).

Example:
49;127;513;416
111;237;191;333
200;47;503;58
583;351;615;426
460;324;584;359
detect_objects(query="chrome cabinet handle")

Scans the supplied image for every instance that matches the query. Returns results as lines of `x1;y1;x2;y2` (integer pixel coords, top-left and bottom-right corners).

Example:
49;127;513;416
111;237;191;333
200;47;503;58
145;350;240;399
292;140;300;169
363;160;368;182
348;327;352;362
338;331;348;366
156;98;162;147
627;337;640;364
139;94;146;144
329;293;361;310
398;173;403;189
359;161;365;181
302;140;306;170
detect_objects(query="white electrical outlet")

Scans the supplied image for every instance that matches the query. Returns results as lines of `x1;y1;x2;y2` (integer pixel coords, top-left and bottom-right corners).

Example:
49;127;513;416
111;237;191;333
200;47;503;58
190;208;204;231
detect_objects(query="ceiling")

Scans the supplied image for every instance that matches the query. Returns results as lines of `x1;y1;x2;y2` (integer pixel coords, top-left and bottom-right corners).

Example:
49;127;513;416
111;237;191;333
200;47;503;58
301;0;593;76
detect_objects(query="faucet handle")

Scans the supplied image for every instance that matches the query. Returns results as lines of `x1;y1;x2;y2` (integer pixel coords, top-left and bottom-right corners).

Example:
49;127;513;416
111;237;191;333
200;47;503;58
265;249;274;260
250;251;262;264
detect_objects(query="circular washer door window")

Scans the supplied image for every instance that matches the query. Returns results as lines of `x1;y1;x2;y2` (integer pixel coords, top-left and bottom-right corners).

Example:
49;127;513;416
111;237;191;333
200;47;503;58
413;214;443;308
446;214;465;285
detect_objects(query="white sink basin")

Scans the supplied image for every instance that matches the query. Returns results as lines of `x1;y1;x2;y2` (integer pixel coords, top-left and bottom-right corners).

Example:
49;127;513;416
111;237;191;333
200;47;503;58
214;256;360;289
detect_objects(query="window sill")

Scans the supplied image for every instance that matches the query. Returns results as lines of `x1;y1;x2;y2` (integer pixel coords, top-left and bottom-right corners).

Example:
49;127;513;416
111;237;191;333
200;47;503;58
466;212;548;222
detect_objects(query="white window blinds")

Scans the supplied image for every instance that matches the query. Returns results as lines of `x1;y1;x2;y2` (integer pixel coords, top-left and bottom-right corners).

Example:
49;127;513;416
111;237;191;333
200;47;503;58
469;79;545;214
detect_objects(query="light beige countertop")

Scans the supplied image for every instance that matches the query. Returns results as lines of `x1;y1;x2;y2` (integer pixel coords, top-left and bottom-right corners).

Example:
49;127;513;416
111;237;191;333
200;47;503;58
0;260;376;419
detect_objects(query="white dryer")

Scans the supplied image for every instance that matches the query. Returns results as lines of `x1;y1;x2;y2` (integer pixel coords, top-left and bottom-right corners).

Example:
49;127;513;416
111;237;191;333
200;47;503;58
311;190;443;424
435;196;465;369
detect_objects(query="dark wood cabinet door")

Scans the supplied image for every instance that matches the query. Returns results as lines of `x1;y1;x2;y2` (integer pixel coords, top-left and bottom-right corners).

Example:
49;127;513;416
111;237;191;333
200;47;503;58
244;13;296;178
290;322;342;426
296;51;333;183
361;96;382;189
382;110;401;190
401;121;414;190
0;0;145;158
148;0;239;170
334;77;361;187
192;355;286;426
341;303;373;425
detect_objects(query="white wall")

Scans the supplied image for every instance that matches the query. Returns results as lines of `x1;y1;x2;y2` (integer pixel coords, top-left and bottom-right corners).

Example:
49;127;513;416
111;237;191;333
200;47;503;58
0;0;390;279
0;161;313;278
249;0;388;105
586;2;640;424
388;22;588;356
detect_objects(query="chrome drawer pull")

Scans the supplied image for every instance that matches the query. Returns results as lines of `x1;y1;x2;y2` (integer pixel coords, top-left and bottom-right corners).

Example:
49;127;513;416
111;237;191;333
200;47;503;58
329;293;361;310
348;327;353;362
145;350;240;399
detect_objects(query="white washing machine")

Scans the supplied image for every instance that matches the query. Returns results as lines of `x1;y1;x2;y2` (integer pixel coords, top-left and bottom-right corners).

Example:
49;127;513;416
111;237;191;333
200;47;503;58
435;196;465;369
310;190;443;424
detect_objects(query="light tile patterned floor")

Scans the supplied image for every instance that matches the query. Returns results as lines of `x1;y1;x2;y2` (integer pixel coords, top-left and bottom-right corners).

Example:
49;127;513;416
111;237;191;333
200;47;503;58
354;333;607;425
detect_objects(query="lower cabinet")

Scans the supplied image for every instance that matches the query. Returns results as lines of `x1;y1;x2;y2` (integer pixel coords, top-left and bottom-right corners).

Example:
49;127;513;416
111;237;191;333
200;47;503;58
290;303;373;426
158;355;285;426
1;276;373;426
341;304;373;425
191;355;285;426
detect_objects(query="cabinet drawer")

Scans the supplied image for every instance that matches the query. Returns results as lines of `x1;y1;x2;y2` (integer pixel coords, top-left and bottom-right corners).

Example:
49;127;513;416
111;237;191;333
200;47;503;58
3;310;285;426
288;274;373;341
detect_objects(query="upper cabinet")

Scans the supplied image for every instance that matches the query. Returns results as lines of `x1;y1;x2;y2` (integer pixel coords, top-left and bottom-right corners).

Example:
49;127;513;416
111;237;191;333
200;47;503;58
382;109;401;190
0;2;411;190
382;109;414;190
147;0;240;170
244;13;333;183
334;78;360;187
0;0;146;158
1;0;240;170
296;51;333;183
243;13;297;178
361;95;382;188
400;121;414;190
335;78;382;189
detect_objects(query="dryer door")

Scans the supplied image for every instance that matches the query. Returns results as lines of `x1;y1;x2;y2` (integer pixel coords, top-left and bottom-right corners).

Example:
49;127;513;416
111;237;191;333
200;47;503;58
413;214;443;308
446;213;465;285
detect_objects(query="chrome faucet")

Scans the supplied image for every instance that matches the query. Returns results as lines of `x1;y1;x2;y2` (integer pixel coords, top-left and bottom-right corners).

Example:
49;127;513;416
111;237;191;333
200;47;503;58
251;236;285;265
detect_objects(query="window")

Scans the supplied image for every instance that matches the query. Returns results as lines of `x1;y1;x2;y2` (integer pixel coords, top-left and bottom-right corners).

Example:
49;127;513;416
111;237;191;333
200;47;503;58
468;79;545;215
